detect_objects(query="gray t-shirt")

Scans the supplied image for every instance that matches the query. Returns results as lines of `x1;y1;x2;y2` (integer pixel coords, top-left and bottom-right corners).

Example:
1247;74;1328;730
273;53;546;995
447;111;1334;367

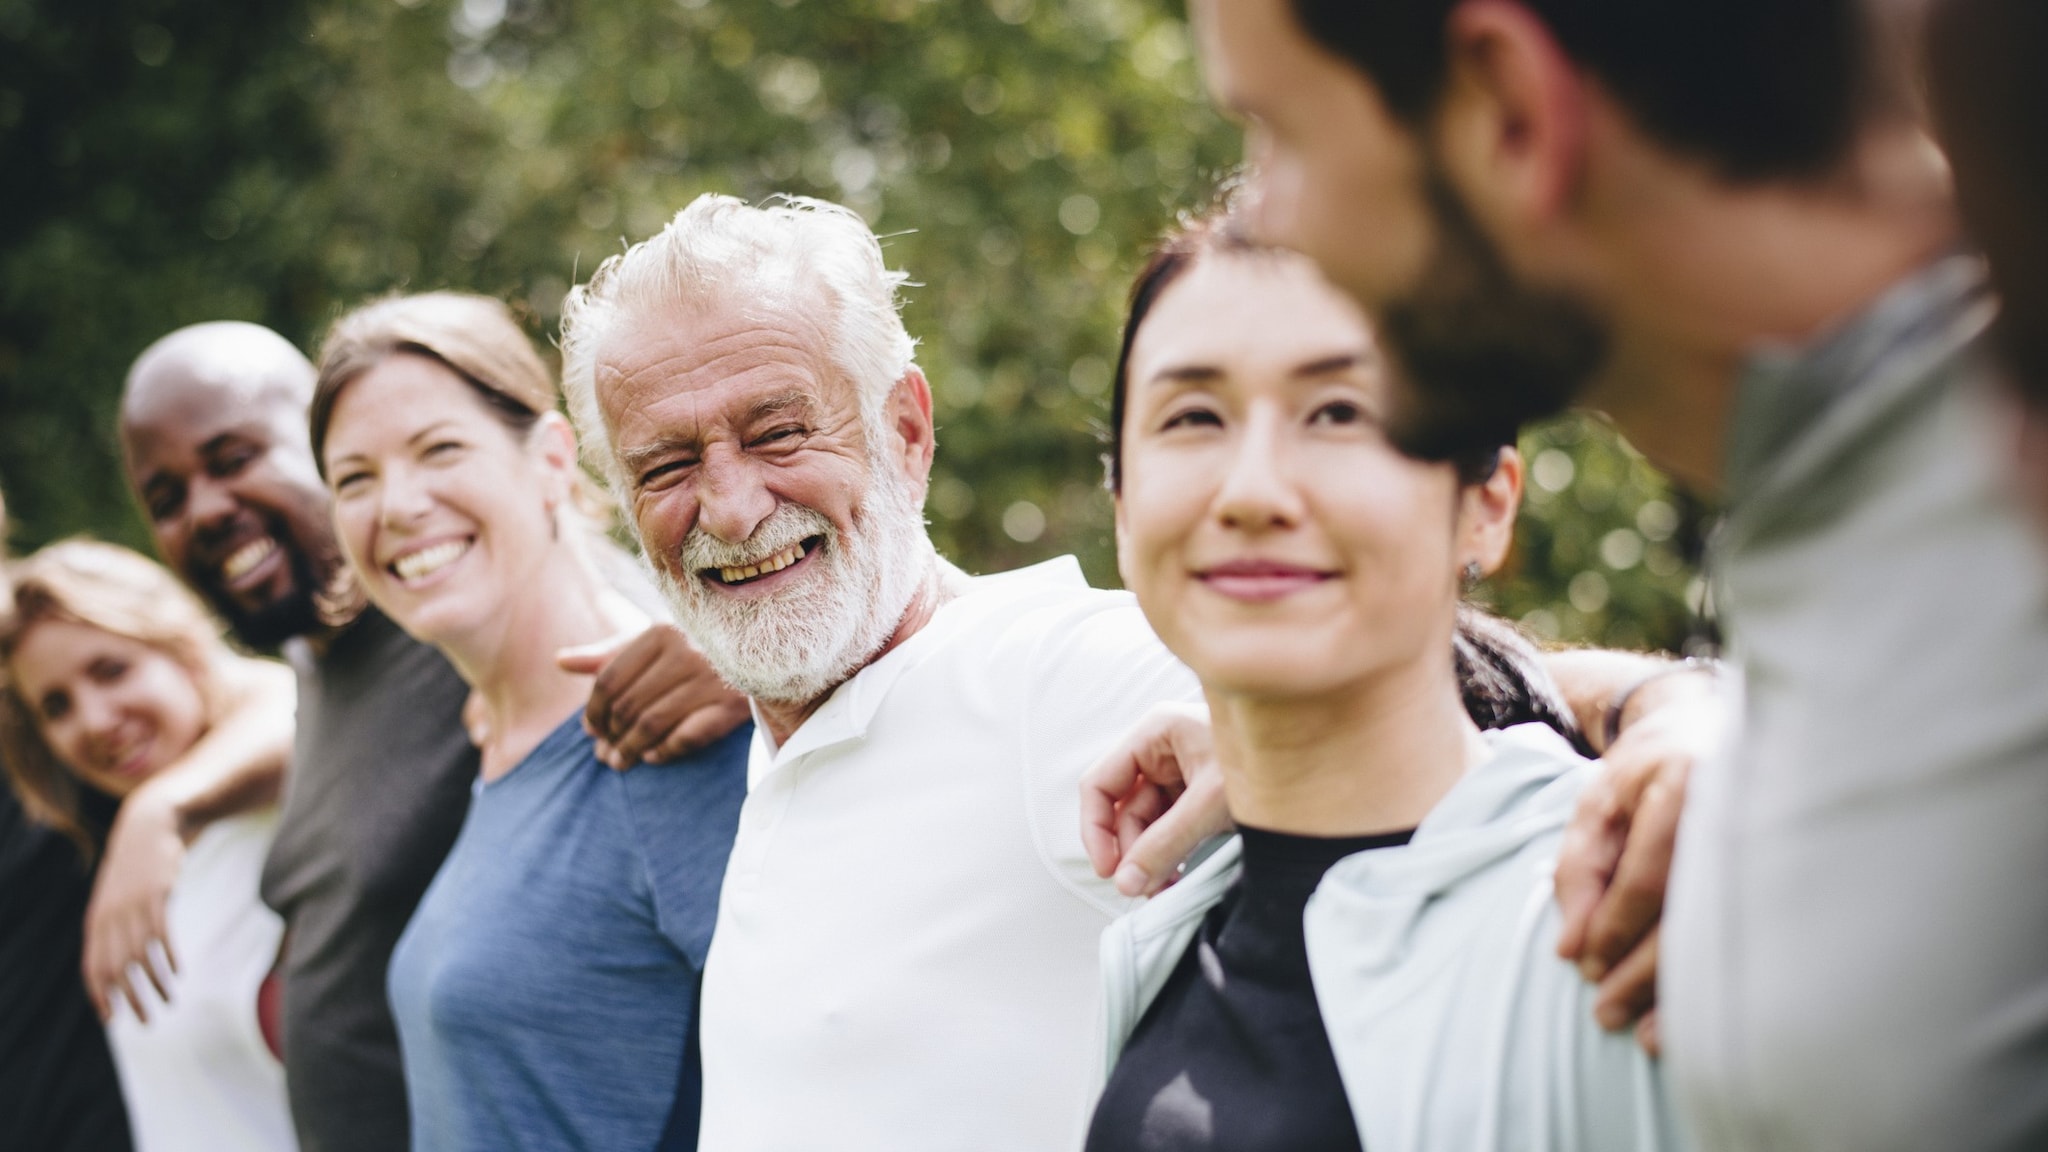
1664;257;2048;1151
261;606;477;1152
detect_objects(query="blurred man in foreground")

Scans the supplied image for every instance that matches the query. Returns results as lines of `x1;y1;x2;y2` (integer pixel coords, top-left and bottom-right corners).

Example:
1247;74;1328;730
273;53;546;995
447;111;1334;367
1182;1;2048;1148
116;321;745;1152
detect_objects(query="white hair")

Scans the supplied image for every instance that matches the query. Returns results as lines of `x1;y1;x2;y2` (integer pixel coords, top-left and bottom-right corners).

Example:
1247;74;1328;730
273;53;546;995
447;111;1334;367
558;193;918;492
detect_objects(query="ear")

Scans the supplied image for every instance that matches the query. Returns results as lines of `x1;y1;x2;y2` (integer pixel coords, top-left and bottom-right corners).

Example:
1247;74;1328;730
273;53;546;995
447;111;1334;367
885;366;938;499
1457;446;1523;576
1112;492;1134;590
1434;0;1588;228
532;411;581;509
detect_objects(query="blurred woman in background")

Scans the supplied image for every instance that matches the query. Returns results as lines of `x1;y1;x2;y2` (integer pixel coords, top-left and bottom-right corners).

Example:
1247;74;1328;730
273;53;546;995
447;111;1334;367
1084;219;1684;1151
0;539;295;1152
309;292;748;1152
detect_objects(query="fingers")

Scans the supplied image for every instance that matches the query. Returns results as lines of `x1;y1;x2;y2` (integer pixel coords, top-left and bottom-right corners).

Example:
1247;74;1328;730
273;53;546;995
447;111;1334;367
1113;771;1229;897
1581;758;1690;977
580;627;750;768
1634;1008;1662;1057
85;885;180;1024
1080;703;1208;880
461;690;490;747
1113;783;1172;865
139;946;174;1006
647;699;755;764
605;679;749;768
555;640;621;675
86;970;110;1021
1554;770;1627;964
117;972;150;1026
1081;741;1149;879
574;628;663;742
1593;926;1659;1033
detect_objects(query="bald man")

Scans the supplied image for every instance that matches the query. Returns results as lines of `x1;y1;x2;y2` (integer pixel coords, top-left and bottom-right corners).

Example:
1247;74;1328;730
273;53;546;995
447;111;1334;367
116;321;747;1152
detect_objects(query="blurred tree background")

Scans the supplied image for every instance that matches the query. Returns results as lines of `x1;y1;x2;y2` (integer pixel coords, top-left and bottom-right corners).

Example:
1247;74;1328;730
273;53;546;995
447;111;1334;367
0;0;1708;652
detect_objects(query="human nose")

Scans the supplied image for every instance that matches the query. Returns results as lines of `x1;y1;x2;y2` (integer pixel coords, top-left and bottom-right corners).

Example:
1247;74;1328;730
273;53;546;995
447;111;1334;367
187;474;239;536
1213;407;1303;532
693;448;775;545
72;686;122;746
376;463;436;530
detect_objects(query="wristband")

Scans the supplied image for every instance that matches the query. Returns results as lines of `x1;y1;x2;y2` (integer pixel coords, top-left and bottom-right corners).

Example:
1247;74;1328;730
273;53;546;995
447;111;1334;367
1600;657;1721;752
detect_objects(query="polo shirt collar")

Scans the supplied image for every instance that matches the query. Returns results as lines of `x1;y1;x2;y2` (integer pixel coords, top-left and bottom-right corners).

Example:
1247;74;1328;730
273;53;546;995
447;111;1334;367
749;555;1090;778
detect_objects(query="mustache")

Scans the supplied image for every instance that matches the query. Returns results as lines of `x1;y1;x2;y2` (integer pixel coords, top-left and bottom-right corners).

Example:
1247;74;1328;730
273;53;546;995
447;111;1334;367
676;503;835;572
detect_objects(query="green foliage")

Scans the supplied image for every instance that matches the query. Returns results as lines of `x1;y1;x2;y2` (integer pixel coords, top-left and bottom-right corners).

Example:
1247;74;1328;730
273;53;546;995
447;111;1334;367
0;0;1701;652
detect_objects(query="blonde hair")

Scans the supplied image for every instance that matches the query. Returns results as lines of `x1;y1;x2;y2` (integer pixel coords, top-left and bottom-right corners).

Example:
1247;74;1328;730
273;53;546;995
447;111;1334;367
558;194;918;493
0;540;234;858
311;291;612;522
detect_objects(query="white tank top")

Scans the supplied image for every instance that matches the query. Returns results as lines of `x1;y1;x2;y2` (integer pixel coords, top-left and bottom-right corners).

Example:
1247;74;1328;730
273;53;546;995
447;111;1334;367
106;809;296;1152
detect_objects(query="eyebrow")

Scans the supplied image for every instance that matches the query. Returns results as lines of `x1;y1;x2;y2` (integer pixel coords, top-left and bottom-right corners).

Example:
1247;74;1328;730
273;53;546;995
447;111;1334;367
1143;353;1367;389
198;427;262;455
618;433;700;480
1293;353;1364;378
1143;364;1226;387
406;420;461;448
744;391;816;424
326;420;463;471
617;391;820;478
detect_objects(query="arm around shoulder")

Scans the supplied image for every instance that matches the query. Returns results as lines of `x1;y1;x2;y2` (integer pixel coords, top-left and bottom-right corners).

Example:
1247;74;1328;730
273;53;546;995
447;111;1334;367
85;654;294;1020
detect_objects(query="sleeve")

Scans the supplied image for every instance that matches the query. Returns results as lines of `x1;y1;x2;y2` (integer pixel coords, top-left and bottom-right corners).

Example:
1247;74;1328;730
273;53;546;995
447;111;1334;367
1015;597;1204;918
1503;892;1694;1152
619;723;754;968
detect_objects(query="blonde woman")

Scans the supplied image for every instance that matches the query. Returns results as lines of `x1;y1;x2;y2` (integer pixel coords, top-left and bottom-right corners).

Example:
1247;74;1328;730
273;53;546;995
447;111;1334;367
1;540;296;1152
310;292;748;1152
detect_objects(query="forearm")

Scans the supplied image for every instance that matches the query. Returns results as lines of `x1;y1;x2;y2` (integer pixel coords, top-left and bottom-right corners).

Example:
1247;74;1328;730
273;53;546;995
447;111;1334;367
1540;648;1670;754
146;657;294;836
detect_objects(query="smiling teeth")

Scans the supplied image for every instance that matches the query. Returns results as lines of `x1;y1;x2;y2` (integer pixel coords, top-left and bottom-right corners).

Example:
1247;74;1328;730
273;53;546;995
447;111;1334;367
221;537;277;582
718;542;806;584
392;540;471;584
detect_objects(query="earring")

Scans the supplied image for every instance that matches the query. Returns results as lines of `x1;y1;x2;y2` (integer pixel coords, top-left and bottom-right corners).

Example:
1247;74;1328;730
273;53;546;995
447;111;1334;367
1461;560;1483;588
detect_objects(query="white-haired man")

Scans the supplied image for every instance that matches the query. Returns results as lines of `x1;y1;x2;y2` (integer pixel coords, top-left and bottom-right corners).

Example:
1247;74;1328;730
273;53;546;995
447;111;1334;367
559;193;1200;1151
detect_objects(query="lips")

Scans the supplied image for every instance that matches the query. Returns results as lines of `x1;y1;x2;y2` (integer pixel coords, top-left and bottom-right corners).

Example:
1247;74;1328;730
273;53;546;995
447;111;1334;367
94;726;157;780
221;536;278;584
704;537;818;586
388;538;473;585
1196;558;1337;602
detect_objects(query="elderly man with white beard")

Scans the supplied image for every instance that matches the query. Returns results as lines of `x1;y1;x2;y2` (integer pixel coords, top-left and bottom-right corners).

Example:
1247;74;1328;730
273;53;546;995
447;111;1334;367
557;193;1203;1152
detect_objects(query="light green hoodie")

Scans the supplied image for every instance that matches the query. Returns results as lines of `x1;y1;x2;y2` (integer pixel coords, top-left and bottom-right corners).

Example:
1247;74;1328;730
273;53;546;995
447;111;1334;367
1095;723;1692;1152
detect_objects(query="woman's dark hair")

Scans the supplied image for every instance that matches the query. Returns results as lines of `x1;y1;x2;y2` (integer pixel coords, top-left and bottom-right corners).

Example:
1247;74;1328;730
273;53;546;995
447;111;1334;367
1454;605;1588;755
1108;208;1584;753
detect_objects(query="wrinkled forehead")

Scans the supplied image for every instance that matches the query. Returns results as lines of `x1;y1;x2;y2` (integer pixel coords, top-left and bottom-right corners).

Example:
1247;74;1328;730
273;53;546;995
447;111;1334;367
595;295;845;423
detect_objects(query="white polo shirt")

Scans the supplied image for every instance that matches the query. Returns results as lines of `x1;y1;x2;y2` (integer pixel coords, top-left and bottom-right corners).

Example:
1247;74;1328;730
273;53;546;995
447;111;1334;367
696;556;1201;1152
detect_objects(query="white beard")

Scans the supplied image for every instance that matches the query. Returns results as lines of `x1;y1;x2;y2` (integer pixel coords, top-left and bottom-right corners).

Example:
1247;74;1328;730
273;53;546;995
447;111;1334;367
651;458;933;706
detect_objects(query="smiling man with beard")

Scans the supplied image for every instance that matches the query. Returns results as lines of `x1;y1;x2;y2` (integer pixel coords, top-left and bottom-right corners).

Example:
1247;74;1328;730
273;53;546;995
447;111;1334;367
558;194;1207;1152
1182;2;2048;1149
116;321;749;1152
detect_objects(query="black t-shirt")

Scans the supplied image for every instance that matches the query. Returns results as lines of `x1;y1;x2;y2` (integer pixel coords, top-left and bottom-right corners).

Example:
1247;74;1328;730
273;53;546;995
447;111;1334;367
1085;824;1416;1152
260;606;479;1152
0;786;132;1152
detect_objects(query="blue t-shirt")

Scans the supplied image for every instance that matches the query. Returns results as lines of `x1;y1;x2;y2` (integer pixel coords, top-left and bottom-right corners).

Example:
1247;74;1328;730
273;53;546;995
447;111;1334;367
388;714;750;1152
